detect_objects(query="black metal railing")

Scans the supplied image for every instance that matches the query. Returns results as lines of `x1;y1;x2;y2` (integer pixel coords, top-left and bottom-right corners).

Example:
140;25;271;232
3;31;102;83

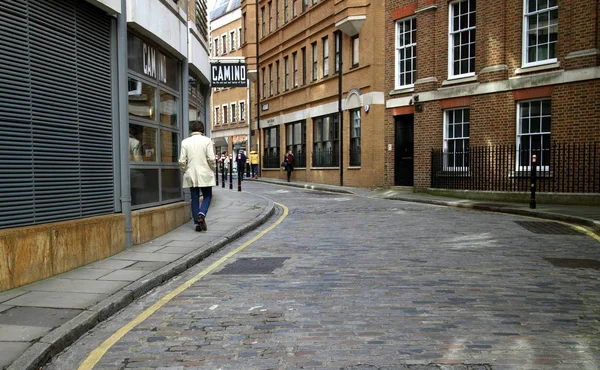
349;146;361;166
431;142;600;193
312;148;339;167
293;150;307;168
263;150;280;169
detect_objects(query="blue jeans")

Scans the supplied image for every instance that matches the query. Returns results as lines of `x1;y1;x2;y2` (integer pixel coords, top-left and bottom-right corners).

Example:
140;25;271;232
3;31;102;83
252;164;258;177
190;187;212;223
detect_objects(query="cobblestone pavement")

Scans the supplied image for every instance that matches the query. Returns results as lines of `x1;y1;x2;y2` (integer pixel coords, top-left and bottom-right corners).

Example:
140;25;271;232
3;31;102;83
45;182;600;370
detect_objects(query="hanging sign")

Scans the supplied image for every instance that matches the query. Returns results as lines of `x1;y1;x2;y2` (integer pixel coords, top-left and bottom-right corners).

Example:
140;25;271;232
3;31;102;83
211;63;247;87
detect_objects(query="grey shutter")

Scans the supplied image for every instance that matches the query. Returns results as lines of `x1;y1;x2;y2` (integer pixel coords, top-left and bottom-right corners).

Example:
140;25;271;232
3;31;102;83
0;0;114;229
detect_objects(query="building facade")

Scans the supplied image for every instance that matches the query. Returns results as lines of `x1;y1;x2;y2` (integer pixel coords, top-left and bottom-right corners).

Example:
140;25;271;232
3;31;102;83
247;0;387;187
385;0;600;193
210;0;251;165
0;0;211;292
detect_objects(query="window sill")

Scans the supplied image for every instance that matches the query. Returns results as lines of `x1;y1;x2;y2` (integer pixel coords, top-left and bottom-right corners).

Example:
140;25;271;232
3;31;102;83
515;62;560;75
441;75;478;86
310;167;339;170
390;86;414;96
347;166;361;170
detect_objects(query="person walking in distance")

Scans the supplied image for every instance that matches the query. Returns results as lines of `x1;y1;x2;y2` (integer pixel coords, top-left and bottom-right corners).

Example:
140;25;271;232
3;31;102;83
237;150;247;180
179;121;216;232
249;148;259;179
284;150;294;182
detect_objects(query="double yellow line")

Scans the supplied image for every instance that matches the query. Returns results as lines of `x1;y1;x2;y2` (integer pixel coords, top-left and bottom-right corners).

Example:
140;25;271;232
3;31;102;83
78;202;289;370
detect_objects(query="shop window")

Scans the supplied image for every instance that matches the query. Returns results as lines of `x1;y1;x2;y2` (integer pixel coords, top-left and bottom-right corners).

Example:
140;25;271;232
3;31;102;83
286;120;306;167
312;114;339;167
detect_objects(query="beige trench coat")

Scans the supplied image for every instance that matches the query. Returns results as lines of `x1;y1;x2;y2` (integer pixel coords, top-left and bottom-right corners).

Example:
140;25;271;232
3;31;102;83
179;132;217;188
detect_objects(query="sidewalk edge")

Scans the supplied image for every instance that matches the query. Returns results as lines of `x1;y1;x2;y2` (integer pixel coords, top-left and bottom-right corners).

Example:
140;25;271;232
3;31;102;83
7;197;275;370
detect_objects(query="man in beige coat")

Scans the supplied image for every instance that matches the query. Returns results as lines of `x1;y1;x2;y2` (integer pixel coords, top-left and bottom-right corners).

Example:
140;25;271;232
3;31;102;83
179;121;216;232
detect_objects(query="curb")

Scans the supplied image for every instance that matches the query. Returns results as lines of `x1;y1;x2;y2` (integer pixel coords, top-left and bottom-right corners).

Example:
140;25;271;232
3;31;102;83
254;179;353;195
7;197;276;370
385;195;600;233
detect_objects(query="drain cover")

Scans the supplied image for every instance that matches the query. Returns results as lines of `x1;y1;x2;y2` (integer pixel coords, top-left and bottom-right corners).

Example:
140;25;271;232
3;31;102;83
215;257;289;275
544;258;600;270
514;221;583;235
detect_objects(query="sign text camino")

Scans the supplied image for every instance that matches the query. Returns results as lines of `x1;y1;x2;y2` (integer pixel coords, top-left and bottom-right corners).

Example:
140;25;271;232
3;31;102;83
211;63;247;88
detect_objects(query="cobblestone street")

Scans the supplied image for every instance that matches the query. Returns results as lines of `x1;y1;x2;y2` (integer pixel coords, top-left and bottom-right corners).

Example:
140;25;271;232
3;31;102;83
45;182;600;370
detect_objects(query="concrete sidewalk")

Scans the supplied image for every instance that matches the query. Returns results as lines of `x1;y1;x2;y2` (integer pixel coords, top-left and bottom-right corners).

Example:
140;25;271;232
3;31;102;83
256;178;600;233
0;187;274;370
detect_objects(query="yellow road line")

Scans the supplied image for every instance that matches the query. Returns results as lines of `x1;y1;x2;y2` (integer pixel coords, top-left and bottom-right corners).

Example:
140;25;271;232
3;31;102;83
78;202;289;370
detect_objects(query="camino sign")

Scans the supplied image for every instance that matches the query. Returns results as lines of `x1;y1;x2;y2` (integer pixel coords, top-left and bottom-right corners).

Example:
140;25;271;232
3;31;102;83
211;62;247;88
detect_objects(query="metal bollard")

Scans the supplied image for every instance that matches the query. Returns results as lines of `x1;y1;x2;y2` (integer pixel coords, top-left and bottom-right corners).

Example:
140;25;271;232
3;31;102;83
215;156;219;186
229;155;233;190
530;154;537;209
221;160;225;188
238;166;242;192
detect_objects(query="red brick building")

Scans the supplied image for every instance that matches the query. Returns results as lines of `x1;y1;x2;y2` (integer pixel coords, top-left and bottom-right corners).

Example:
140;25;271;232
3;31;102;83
385;0;600;194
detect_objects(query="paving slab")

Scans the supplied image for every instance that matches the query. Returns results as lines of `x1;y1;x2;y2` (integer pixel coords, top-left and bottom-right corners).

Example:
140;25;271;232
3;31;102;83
0;305;13;313
124;261;169;271
86;259;137;270
0;342;30;368
0;324;52;341
0;290;28;304
25;278;129;295
0;307;81;327
98;270;150;282
156;246;199;255
128;245;167;253
2;291;108;309
110;252;183;262
57;268;114;280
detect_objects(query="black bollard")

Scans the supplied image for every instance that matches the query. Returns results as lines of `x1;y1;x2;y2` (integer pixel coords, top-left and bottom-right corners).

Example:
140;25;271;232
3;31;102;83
221;160;225;188
215;157;219;186
530;154;537;209
246;161;251;178
238;166;242;192
229;155;233;190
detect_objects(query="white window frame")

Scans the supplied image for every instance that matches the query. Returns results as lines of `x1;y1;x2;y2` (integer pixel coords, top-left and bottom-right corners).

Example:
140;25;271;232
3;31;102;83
351;35;359;67
230;30;236;51
269;63;274;96
231;102;237;122
522;0;558;68
395;17;416;89
238;27;242;48
214;37;219;56
215;106;220;125
239;100;246;121
293;52;298;87
222;104;228;124
443;108;470;171
221;33;227;54
322;37;329;77
516;99;551;171
284;56;289;90
448;0;476;79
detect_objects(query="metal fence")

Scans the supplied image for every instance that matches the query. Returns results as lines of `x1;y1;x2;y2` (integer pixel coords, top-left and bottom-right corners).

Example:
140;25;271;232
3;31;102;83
431;142;600;193
263;151;280;169
312;148;339;167
349;146;361;166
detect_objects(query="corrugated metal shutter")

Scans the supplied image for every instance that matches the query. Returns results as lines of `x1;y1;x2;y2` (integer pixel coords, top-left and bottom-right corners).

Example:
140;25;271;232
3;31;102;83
0;0;114;229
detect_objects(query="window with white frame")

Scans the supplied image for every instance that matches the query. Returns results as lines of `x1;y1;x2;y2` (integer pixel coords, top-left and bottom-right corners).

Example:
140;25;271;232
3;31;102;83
230;31;236;51
222;34;227;54
312;42;318;81
261;6;266;37
523;0;558;66
292;0;297;17
214;38;219;56
222;104;228;124
350;108;361;166
269;64;273;96
284;56;289;90
395;17;416;88
293;51;298;87
261;67;266;98
334;32;341;73
517;99;551;169
448;0;476;78
351;35;359;67
443;108;470;169
322;36;329;77
239;101;245;121
276;60;280;93
231;103;237;122
238;27;242;47
215;106;220;125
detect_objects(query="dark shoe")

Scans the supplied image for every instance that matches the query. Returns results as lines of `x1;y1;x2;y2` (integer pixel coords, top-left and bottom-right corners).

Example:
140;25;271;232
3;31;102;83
195;224;202;232
198;214;208;231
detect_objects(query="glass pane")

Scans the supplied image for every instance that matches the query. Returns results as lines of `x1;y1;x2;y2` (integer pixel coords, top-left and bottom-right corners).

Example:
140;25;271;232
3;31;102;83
161;169;181;201
541;116;551;132
160;91;178;126
454;124;462;138
129;124;157;162
455;109;463;122
542;100;551;115
161;53;179;90
131;169;159;206
294;123;301;144
531;117;541;133
447;124;454;139
160;130;178;162
531;101;541;116
521;118;530;134
128;78;156;120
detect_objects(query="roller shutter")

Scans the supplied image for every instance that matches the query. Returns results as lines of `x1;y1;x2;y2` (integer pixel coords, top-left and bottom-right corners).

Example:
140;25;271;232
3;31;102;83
0;0;114;229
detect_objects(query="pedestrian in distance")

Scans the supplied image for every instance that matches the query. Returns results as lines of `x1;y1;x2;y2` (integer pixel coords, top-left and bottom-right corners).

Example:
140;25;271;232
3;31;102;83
237;150;247;180
220;151;229;181
179;121;216;232
249;148;259;179
284;150;294;182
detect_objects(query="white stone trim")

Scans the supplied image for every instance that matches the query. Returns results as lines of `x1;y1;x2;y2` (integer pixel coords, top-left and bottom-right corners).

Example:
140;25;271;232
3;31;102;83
565;49;599;60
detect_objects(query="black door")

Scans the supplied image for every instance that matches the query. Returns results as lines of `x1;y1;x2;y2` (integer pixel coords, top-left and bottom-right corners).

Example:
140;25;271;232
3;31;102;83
394;115;414;186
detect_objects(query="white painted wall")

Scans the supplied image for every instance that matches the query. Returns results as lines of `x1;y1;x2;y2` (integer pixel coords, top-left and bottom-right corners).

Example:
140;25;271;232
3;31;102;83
127;0;188;59
86;0;121;14
189;22;211;84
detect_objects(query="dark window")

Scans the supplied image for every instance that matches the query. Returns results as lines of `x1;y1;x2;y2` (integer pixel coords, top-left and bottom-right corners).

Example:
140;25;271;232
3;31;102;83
263;126;281;168
312;114;339;167
301;47;307;85
286;121;306;167
350;109;361;166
